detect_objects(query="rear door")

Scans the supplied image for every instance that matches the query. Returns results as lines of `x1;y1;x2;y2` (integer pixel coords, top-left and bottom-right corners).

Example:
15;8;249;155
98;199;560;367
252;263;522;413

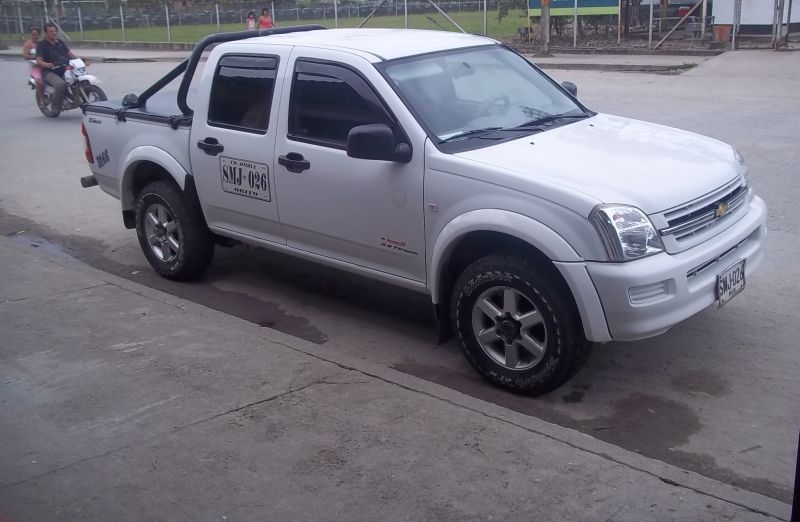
273;49;427;283
190;47;291;245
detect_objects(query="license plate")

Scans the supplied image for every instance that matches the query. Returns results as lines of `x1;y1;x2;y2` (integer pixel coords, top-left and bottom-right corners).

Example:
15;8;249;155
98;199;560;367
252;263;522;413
716;259;746;307
220;156;271;202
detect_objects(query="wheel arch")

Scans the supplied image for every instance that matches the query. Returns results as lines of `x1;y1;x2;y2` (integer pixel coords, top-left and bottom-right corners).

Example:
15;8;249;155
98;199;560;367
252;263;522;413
430;209;581;303
429;209;611;343
120;147;190;229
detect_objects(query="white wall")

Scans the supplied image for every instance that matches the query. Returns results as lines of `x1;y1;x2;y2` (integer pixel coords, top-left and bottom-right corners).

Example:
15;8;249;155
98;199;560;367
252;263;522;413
713;0;799;25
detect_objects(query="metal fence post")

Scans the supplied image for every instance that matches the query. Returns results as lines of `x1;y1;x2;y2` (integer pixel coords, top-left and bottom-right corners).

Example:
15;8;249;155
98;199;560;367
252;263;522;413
165;2;171;42
483;0;487;34
3;4;10;40
334;0;339;28
732;0;741;50
17;3;23;35
119;3;125;42
215;2;220;33
701;0;707;39
648;1;653;48
404;0;407;28
787;0;794;41
573;0;578;48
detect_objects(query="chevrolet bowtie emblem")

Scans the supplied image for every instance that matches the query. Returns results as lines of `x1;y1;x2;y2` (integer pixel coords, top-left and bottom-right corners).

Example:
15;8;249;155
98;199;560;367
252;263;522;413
715;201;730;218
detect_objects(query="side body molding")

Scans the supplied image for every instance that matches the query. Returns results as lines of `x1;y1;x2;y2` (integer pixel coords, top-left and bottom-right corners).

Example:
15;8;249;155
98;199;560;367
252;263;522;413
120;146;189;210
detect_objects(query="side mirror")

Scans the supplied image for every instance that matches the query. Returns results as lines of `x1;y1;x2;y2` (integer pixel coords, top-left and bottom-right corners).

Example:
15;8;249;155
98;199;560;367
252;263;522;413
122;93;139;107
561;81;578;97
347;124;412;163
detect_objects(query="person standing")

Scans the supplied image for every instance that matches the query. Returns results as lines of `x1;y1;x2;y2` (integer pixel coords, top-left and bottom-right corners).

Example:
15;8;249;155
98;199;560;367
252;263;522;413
22;26;44;108
246;11;256;30
35;23;82;111
257;8;275;29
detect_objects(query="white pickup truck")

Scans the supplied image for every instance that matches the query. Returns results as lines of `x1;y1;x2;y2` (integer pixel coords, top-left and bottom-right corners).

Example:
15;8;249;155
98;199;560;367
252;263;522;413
80;26;766;395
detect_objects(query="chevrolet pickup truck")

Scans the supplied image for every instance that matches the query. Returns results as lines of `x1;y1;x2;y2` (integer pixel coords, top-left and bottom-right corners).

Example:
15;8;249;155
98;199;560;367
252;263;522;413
80;26;767;395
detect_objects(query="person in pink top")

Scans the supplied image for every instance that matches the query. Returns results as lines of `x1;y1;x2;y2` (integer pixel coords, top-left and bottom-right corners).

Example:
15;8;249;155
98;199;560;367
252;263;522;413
257;8;275;29
22;26;44;108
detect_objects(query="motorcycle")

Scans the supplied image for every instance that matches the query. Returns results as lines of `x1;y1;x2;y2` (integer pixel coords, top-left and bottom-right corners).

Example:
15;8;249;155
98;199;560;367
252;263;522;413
28;58;107;117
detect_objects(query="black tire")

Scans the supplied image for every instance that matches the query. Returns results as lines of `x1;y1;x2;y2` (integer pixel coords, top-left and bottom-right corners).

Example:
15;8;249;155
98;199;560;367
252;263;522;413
83;85;107;104
135;180;214;280
451;254;590;395
37;91;59;118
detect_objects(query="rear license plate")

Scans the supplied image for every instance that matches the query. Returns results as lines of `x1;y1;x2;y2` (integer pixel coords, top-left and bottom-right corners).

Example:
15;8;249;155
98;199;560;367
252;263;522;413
716;259;746;307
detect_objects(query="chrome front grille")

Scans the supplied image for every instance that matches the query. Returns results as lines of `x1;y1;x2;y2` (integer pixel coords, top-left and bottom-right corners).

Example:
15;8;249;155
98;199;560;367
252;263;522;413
658;176;748;248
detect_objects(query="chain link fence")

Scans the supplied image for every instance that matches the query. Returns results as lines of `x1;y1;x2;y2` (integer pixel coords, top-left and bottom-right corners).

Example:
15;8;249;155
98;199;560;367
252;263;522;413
0;0;529;42
1;0;795;50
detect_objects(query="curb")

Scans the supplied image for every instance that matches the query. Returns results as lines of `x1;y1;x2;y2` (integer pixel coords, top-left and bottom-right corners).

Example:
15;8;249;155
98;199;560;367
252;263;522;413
0;52;696;71
1;233;791;521
536;62;698;73
0;53;187;63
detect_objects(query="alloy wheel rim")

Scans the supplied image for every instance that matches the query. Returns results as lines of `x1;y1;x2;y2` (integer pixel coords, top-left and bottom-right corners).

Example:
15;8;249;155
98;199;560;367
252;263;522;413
471;286;547;371
143;203;180;263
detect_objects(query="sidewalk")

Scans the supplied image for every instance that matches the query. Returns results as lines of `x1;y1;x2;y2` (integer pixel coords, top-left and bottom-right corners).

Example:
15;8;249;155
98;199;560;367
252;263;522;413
0;234;791;520
0;44;714;72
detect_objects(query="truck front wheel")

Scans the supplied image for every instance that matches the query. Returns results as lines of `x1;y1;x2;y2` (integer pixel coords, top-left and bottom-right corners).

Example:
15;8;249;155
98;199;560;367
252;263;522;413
135;180;214;280
451;254;590;395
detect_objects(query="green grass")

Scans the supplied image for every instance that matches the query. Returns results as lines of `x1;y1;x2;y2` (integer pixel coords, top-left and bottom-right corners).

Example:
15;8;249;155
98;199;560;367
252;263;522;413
3;10;529;43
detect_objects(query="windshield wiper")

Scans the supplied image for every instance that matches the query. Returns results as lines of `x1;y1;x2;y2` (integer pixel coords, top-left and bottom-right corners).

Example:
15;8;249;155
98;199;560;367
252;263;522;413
519;113;591;127
439;127;503;144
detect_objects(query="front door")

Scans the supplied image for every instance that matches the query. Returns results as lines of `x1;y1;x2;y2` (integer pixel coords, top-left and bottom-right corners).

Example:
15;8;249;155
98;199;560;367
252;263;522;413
190;47;291;245
273;50;426;282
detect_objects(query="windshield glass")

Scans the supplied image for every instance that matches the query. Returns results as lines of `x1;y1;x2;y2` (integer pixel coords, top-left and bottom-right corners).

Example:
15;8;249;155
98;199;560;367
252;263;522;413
383;46;586;144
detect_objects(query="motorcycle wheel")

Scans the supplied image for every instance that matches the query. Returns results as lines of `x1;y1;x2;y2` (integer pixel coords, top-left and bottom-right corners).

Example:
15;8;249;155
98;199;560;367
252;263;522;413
83;85;107;104
37;91;59;118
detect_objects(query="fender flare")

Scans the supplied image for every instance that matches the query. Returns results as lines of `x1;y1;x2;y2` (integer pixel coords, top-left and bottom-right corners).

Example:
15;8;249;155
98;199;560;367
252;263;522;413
429;209;582;304
120;146;188;210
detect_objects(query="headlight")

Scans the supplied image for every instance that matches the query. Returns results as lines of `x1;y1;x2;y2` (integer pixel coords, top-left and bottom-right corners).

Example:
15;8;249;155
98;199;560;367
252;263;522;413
589;205;664;262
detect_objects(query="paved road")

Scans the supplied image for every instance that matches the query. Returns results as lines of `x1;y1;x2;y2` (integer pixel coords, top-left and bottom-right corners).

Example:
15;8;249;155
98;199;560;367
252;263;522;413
1;50;798;504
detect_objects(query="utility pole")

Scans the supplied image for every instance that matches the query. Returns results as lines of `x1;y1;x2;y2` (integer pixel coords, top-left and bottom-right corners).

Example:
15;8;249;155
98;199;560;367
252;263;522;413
540;0;550;54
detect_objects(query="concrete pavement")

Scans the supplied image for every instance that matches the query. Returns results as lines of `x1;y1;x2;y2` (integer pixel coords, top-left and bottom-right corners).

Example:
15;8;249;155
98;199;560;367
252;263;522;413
0;231;792;519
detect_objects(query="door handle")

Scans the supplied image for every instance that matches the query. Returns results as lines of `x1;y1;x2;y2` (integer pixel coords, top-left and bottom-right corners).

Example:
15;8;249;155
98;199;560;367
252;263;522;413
278;152;310;173
197;137;224;156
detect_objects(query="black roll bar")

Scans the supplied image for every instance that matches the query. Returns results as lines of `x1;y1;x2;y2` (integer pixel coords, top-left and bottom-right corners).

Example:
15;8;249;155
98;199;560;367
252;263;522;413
130;25;327;115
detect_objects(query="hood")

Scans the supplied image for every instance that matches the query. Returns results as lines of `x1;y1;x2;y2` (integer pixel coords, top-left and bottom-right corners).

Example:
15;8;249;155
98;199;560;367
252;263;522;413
455;113;741;214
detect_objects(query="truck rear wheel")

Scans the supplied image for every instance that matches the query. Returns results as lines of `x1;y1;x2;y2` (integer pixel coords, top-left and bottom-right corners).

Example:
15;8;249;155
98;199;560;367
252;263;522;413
135;180;214;280
451;254;590;395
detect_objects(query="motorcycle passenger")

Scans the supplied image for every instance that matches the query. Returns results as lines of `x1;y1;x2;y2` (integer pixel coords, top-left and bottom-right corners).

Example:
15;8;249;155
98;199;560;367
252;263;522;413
35;23;83;111
22;26;45;108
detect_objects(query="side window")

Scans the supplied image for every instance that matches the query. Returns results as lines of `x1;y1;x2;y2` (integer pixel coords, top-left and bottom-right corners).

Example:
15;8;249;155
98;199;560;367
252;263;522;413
208;54;278;134
289;61;391;148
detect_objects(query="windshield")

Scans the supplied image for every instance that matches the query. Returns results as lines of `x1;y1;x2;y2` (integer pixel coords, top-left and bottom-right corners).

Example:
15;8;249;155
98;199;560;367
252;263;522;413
383;46;587;146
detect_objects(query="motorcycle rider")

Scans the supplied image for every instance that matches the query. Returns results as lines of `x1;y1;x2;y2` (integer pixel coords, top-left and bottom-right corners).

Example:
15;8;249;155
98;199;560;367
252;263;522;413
35;23;86;111
22;26;45;108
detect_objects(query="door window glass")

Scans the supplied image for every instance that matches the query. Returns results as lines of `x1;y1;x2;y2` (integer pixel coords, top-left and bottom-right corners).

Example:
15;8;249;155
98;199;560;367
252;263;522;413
289;61;390;147
208;54;278;134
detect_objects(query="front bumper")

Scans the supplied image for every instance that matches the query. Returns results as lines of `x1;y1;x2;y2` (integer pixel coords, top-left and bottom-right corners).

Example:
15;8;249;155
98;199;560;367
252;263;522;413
584;195;767;341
